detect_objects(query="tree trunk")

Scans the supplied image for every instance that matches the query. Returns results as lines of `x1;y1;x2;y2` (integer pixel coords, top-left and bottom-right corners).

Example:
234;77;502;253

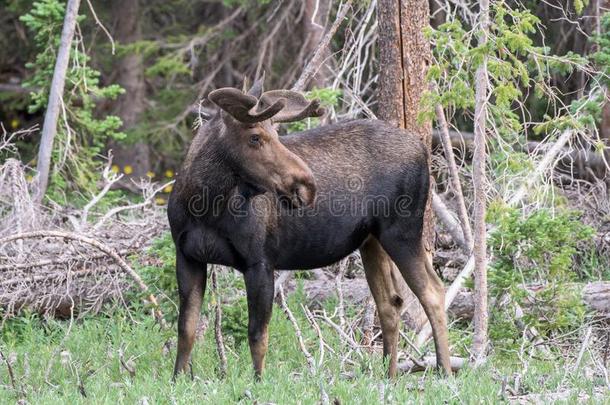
471;0;491;365
35;0;82;203
377;0;434;329
108;0;149;186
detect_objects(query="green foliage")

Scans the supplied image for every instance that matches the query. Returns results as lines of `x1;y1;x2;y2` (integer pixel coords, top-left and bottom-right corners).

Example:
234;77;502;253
489;206;594;289
145;54;191;78
486;205;595;349
534;13;610;135
20;0;125;199
220;294;249;347
423;2;604;140
136;232;177;305
574;0;590;15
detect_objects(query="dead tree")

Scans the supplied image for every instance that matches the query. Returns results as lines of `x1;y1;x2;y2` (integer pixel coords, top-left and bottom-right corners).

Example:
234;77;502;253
35;0;82;202
471;0;491;364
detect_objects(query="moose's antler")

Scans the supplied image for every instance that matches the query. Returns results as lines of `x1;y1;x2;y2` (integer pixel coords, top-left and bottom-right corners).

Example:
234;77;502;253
260;90;326;123
208;87;285;123
247;73;265;98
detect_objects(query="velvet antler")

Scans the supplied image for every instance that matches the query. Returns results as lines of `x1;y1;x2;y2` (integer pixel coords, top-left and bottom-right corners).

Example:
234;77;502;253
208;87;285;124
260;90;326;123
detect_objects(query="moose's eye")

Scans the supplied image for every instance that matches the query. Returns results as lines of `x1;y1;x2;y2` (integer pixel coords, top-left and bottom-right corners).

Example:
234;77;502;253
249;134;261;147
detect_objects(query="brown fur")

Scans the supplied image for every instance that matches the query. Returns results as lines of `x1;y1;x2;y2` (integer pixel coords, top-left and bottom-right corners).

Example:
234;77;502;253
168;85;451;380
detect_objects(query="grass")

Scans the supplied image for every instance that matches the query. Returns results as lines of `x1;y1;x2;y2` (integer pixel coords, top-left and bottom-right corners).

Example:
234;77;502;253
1;281;607;405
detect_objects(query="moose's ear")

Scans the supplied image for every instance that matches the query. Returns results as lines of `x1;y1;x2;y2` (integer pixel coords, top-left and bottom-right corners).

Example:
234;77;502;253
247;72;265;99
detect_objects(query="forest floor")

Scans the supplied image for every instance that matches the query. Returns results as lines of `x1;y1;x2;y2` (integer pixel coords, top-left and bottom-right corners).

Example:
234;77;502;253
1;272;608;404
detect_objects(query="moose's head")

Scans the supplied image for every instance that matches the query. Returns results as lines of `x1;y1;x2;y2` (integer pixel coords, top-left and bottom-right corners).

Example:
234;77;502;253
206;79;325;207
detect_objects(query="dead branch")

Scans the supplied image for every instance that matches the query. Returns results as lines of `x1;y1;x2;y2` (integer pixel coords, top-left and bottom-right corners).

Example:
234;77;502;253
274;271;293;298
435;102;473;251
335;259;347;328
92;180;174;230
0;230;162;320
278;285;315;373
316;311;362;354
211;268;227;378
79;157;123;230
0;249;129;271
302;304;326;368
0;350;23;399
292;0;353;91
85;0;115;54
432;192;468;251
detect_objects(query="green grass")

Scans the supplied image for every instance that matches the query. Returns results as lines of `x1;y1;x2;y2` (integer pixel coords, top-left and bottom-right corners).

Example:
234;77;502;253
0;285;607;404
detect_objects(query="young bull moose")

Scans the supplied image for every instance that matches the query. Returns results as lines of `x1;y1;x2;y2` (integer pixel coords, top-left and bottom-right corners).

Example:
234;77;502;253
168;80;451;379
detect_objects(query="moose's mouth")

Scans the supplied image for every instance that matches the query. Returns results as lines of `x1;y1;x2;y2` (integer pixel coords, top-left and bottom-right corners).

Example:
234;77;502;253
276;182;316;209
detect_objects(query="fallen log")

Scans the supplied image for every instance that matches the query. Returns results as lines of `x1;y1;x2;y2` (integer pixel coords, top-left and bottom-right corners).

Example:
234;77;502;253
286;277;610;321
447;282;610;320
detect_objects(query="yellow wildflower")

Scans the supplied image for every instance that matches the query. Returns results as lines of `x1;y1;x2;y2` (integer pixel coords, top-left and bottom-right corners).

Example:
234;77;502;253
111;164;120;174
146;171;155;178
10;119;19;129
163;184;173;193
123;165;133;175
165;169;174;178
155;197;167;205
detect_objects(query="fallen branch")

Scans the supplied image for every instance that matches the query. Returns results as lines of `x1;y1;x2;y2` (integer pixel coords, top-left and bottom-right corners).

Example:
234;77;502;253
0;230;162;321
398;355;466;373
0;350;24;399
278;285;315;373
432;192;468;251
0;249;130;271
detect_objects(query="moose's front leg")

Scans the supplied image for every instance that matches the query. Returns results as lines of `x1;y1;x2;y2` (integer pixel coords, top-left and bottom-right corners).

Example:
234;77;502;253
243;262;274;380
173;252;207;379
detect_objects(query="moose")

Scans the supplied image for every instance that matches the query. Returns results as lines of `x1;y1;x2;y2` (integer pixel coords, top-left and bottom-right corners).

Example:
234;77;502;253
167;79;451;379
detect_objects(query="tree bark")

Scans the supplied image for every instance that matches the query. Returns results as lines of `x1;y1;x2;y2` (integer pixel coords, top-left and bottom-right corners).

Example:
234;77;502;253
471;0;491;365
109;0;149;185
35;0;82;203
377;0;434;329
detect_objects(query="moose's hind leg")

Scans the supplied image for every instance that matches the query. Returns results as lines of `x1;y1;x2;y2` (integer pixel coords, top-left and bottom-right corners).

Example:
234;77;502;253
360;236;403;378
173;251;207;379
379;233;452;375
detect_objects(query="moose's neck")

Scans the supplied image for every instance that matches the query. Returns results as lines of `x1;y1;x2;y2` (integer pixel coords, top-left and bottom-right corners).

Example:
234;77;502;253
175;127;238;207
